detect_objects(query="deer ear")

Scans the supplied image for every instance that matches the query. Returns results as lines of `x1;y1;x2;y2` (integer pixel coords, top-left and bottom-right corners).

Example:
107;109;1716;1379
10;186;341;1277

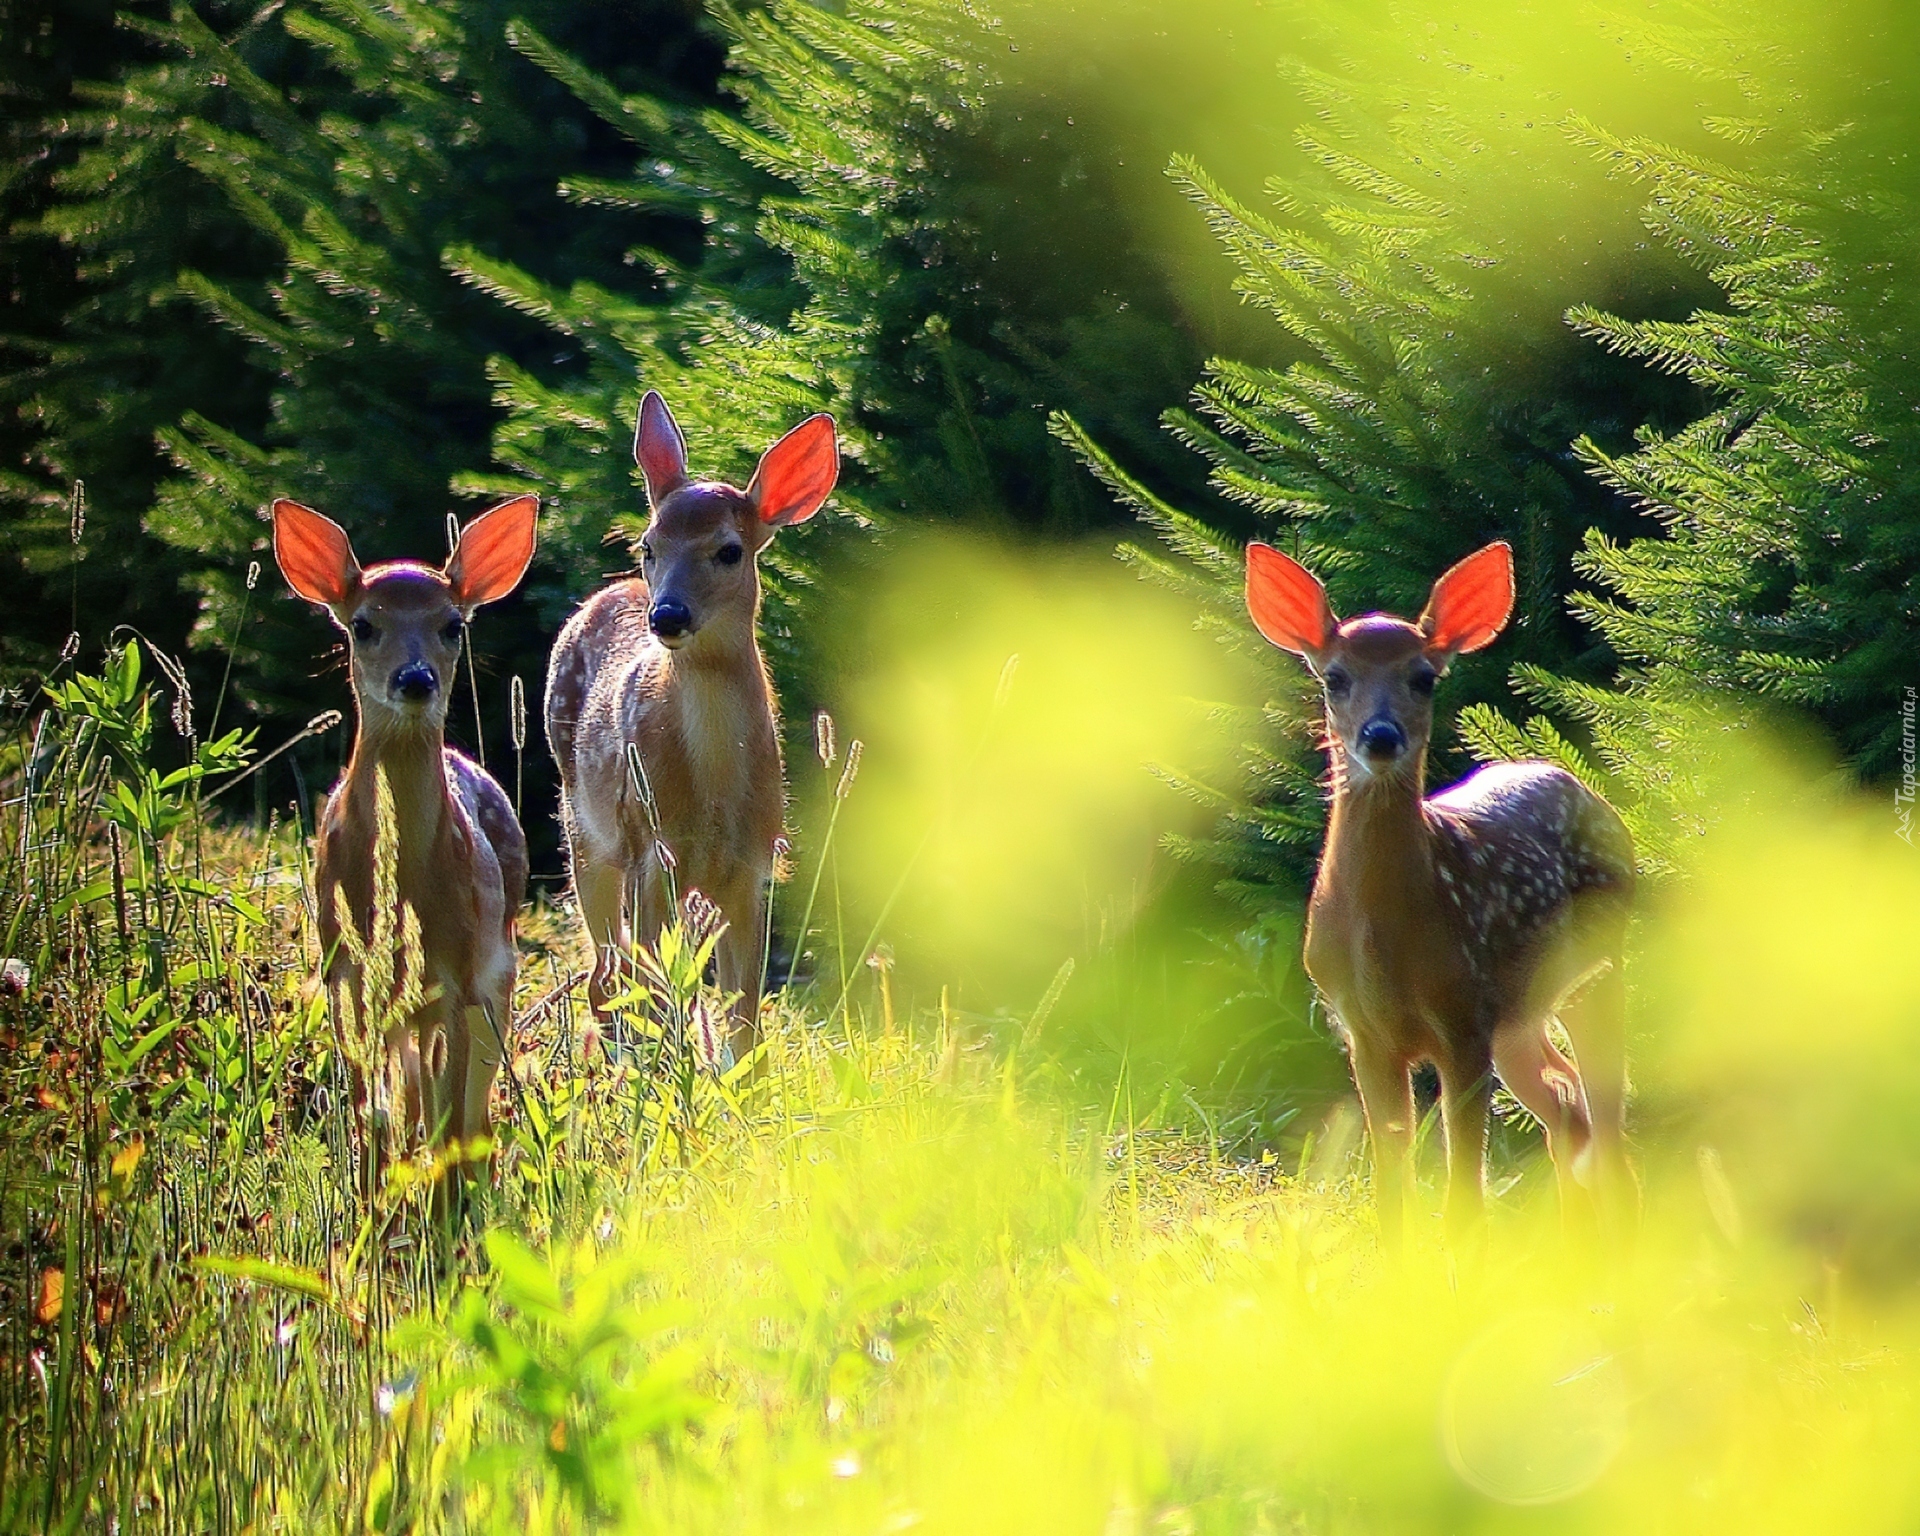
446;494;539;608
1246;542;1336;662
273;499;361;608
634;390;689;506
747;413;838;529
1420;541;1514;659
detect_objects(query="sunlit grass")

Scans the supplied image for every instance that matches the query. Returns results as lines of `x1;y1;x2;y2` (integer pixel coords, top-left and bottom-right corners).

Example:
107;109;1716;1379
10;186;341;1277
7;635;1920;1534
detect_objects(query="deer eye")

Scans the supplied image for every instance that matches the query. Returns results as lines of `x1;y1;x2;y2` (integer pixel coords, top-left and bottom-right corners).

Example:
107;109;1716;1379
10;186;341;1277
351;618;378;645
442;616;465;644
1324;668;1351;699
1408;669;1437;697
715;543;744;566
640;541;655;565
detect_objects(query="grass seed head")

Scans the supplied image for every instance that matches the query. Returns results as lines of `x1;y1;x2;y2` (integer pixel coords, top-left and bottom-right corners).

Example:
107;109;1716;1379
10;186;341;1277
836;739;863;801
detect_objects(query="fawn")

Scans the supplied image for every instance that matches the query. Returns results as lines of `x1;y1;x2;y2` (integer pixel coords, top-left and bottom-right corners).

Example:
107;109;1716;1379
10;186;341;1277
1245;539;1636;1242
546;391;838;1062
274;494;538;1190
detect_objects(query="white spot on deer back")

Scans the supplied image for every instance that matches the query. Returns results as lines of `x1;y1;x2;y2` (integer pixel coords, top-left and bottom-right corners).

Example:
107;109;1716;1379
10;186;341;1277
1424;760;1631;964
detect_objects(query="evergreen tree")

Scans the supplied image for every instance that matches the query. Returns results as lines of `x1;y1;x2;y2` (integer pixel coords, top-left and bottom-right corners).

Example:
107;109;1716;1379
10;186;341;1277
1;0;282;681
1469;59;1920;870
1058;23;1712;900
11;0;1226;726
3;0;713;739
459;0;1232;692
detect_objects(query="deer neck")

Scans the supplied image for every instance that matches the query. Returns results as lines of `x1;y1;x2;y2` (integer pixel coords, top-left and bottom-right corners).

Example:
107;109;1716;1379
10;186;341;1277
661;629;774;781
1322;747;1435;910
339;714;450;868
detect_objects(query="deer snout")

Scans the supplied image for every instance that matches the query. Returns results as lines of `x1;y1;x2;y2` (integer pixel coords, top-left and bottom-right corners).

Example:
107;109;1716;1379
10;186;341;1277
648;596;695;643
1356;717;1407;761
391;661;439;703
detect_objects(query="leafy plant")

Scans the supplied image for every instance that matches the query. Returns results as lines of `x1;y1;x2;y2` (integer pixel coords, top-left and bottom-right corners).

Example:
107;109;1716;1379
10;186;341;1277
43;638;253;845
444;1230;708;1520
762;1199;936;1425
602;890;744;1172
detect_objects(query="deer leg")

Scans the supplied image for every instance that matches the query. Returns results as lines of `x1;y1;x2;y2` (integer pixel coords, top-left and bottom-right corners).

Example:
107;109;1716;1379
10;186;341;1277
631;853;672;955
413;995;496;1228
572;845;628;1016
328;964;387;1192
418;997;456;1148
469;946;515;1148
1558;958;1636;1236
440;990;467;1141
1493;1024;1594;1210
393;1018;428;1148
1349;1036;1416;1250
457;999;504;1173
1437;1051;1494;1239
711;879;768;1068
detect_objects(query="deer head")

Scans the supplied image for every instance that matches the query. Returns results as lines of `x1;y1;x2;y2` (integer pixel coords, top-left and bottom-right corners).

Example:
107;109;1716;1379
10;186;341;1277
630;390;838;653
273;495;539;735
1246;540;1514;785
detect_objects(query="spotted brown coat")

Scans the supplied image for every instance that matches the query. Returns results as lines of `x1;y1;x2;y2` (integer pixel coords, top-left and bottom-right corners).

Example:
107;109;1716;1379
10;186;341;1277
1246;540;1636;1243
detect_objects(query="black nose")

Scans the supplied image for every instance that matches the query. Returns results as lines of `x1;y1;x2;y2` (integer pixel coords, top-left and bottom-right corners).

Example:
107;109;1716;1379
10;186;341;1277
1357;718;1406;759
393;662;438;702
649;598;692;639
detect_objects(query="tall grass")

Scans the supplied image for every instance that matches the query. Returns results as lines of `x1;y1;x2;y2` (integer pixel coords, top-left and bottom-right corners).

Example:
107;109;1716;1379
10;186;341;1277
6;646;1920;1534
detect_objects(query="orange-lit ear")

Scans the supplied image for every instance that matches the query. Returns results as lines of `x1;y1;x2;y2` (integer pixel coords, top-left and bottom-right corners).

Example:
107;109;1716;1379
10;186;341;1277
1246;542;1336;663
1419;541;1514;659
634;390;689;507
747;413;838;529
272;499;361;608
446;494;539;608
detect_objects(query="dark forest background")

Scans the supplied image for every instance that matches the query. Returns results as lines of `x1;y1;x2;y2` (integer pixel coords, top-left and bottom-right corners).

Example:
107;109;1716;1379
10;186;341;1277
5;0;1916;914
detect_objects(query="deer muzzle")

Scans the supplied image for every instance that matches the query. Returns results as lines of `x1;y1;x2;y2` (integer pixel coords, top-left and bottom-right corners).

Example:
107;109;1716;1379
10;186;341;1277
1356;717;1407;762
648;595;695;646
391;661;439;704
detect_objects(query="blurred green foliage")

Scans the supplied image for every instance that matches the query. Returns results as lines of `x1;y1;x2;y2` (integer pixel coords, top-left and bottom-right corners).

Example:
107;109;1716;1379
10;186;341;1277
1061;0;1920;890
